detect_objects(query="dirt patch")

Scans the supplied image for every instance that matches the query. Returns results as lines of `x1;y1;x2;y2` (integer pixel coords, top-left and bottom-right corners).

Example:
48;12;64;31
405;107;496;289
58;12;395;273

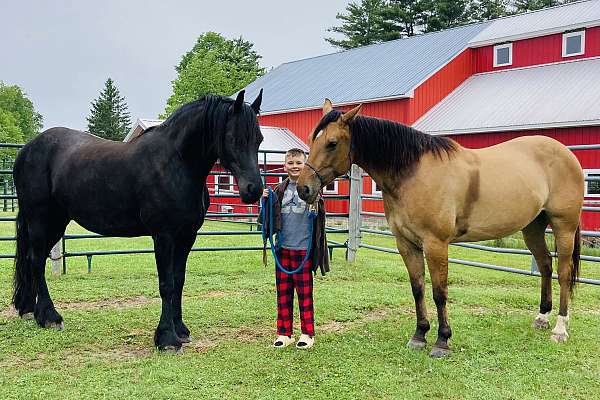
321;308;394;333
0;305;18;319
0;290;243;317
58;295;158;311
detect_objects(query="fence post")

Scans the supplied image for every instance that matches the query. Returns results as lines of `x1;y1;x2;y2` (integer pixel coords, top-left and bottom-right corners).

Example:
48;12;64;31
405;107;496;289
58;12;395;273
530;257;538;274
50;240;63;276
346;164;362;262
2;179;7;212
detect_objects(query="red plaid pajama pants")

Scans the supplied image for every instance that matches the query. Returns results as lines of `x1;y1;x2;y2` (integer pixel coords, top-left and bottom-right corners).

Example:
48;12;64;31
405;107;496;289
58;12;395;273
275;248;315;337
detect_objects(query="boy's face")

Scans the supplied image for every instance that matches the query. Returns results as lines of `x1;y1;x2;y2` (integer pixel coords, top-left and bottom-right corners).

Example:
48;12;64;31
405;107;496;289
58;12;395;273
284;154;306;181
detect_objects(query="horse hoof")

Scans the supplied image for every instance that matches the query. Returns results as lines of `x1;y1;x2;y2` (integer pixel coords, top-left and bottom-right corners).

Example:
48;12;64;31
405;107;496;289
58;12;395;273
532;318;550;330
407;337;427;350
161;345;184;355
178;335;193;344
550;333;568;343
429;346;452;358
21;312;34;321
44;321;64;330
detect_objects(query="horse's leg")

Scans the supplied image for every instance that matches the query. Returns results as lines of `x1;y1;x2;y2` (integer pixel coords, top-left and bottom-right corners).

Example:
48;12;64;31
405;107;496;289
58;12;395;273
547;217;578;343
172;230;196;343
152;233;182;353
522;212;553;329
424;239;452;357
30;209;69;329
396;237;429;350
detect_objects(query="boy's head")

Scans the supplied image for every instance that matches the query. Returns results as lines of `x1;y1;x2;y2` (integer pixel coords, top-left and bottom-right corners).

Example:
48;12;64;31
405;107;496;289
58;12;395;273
284;148;307;181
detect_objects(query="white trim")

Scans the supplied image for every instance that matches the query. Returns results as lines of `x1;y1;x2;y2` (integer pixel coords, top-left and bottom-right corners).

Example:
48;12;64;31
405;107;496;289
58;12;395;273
493;43;513;67
468;20;600;48
477;55;600;76
215;174;235;193
371;178;382;196
323;179;338;194
424;119;600;136
563;30;585;57
584;169;600;198
258;94;412;116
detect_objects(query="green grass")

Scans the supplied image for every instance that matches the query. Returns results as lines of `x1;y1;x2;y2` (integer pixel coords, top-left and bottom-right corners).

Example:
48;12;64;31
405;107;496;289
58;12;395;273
1;215;599;399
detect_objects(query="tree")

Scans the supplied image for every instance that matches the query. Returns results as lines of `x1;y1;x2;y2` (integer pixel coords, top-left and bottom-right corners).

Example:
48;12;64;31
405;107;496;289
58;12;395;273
511;0;560;12
326;0;398;49
381;0;432;37
0;81;43;142
86;78;131;141
163;32;265;117
468;0;510;21
424;0;471;32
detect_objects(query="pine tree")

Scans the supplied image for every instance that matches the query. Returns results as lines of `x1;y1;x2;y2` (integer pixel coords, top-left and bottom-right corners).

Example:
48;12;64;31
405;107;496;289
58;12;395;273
87;78;131;141
326;0;398;50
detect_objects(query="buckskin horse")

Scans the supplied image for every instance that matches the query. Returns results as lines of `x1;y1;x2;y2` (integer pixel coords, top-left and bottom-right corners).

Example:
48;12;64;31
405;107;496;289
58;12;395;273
298;99;583;357
12;90;264;353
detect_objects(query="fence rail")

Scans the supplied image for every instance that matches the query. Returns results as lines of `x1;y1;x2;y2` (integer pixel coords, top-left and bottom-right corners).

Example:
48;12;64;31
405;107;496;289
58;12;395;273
0;143;599;284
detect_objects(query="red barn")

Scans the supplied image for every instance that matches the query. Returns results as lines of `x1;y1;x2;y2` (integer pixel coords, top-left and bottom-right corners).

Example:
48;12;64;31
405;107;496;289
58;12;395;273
239;0;600;230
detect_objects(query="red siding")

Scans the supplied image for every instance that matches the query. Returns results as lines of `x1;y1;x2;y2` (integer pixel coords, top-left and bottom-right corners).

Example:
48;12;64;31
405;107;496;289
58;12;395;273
408;49;477;124
475;26;600;73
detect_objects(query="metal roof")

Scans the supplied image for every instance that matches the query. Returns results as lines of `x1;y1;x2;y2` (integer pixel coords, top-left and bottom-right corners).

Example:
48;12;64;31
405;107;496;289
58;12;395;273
124;119;306;163
412;57;600;135
241;22;490;113
469;0;600;47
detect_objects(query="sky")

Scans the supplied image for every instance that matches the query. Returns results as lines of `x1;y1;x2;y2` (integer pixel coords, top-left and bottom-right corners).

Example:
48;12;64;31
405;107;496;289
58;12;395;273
1;0;350;131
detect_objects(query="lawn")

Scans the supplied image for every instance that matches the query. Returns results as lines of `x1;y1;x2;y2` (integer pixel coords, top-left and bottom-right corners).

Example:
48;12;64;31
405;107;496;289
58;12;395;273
1;215;599;400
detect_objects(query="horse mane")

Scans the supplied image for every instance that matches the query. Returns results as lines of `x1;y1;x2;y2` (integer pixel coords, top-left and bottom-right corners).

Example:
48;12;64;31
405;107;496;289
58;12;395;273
131;95;260;150
312;110;457;175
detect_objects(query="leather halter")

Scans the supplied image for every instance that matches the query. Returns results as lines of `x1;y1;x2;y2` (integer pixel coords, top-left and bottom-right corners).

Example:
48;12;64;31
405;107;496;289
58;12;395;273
304;161;327;188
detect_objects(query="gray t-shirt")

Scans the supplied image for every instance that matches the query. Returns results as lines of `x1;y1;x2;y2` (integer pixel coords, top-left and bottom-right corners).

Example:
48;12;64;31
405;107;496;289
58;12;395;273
278;181;311;250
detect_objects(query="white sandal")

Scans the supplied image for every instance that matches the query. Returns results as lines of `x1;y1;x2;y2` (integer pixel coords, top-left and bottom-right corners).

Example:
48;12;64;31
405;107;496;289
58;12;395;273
296;334;314;349
273;335;294;348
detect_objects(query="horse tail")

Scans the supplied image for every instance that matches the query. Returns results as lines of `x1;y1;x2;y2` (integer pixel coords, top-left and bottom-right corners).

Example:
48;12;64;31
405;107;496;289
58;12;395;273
570;225;581;297
12;209;33;314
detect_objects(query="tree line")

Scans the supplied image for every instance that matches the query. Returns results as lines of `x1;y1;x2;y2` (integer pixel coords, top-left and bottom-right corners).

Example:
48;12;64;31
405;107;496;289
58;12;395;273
3;0;572;143
326;0;580;49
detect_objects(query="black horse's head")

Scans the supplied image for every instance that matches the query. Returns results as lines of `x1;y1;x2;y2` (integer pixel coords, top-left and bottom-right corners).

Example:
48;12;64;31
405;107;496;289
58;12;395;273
220;90;264;204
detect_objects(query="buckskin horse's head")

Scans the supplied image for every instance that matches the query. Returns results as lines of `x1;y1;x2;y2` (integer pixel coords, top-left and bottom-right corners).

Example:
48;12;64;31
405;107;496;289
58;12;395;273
221;89;264;203
298;99;362;204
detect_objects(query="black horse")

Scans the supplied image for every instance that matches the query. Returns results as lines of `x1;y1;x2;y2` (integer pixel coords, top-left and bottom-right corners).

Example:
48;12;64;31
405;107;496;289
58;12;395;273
12;90;263;352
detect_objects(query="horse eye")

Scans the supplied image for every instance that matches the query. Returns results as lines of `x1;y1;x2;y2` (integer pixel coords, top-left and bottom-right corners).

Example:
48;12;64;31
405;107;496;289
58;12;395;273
327;141;337;150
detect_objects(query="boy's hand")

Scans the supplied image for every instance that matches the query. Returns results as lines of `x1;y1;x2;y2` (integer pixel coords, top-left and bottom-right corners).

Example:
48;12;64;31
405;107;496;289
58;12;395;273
262;188;269;198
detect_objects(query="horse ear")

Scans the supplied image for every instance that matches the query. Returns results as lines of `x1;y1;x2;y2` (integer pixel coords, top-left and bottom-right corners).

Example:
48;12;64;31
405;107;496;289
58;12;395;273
250;89;263;114
323;98;333;115
234;90;245;113
341;104;362;124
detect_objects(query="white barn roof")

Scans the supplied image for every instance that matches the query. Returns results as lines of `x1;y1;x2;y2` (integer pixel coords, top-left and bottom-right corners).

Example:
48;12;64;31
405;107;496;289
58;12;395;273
469;0;600;47
413;57;600;135
125;119;306;163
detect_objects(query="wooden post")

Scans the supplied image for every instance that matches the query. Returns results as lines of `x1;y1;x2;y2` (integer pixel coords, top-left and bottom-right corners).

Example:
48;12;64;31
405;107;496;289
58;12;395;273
346;164;363;263
50;240;63;276
2;179;7;212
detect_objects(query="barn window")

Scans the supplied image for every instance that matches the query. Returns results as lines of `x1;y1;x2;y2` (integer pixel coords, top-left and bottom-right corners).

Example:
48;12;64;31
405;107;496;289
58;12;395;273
216;174;234;193
584;169;600;198
563;31;585;57
371;178;382;196
323;179;338;194
493;43;512;67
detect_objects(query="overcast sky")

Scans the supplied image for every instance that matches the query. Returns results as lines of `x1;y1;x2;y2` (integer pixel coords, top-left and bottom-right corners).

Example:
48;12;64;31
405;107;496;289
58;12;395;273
1;0;350;131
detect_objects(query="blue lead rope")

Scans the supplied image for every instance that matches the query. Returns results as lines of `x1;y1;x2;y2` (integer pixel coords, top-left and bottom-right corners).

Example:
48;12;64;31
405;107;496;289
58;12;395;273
261;186;317;275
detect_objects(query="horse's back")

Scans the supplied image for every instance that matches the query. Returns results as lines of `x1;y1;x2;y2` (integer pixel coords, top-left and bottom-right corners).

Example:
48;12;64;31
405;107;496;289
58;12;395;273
458;135;583;239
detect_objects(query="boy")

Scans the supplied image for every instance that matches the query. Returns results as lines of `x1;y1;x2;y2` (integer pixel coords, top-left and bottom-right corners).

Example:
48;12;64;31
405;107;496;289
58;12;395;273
260;148;329;349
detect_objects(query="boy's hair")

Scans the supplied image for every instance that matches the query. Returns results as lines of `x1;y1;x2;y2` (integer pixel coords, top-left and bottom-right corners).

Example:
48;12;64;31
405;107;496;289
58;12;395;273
285;148;307;161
